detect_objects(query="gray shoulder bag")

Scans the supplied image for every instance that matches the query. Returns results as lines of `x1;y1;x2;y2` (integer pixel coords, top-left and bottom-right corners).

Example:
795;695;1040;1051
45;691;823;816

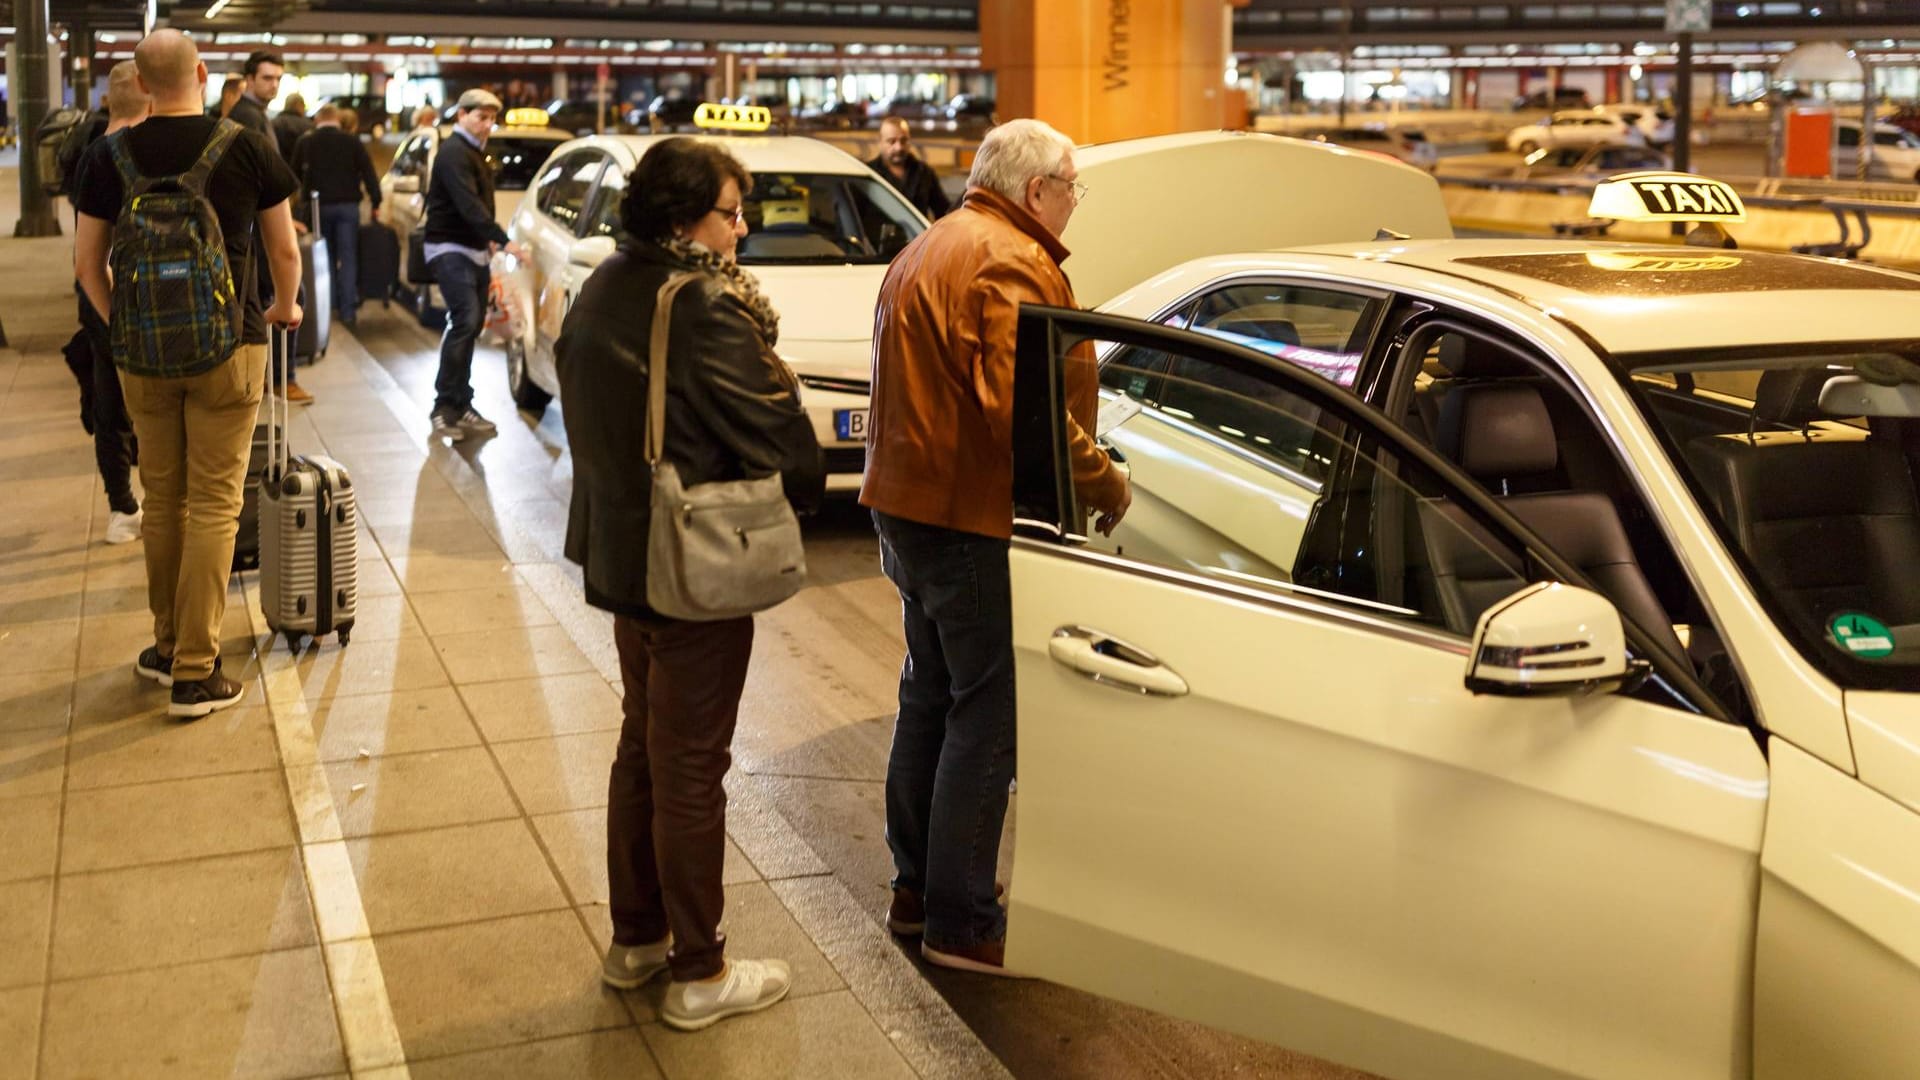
645;271;809;621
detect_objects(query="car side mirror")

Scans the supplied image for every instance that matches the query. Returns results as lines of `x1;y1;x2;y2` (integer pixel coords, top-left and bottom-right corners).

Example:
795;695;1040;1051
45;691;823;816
1465;582;1650;697
392;175;420;195
569;234;617;267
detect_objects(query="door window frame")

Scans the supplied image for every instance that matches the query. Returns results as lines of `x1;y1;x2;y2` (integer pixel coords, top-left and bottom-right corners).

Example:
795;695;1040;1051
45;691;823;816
533;149;611;236
1014;302;1729;723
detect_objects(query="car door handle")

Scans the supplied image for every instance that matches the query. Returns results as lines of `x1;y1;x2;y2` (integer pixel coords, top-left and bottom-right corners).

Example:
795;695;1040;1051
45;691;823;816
1048;626;1188;697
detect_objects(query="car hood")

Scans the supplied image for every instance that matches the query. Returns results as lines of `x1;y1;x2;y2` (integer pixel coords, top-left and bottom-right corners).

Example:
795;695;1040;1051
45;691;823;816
1846;691;1920;812
754;264;884;381
1059;130;1453;310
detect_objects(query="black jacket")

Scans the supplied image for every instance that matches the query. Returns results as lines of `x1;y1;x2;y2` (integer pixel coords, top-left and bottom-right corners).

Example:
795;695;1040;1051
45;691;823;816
556;242;824;618
271;111;313;161
424;131;508;250
867;154;951;219
290;126;381;208
229;95;272;150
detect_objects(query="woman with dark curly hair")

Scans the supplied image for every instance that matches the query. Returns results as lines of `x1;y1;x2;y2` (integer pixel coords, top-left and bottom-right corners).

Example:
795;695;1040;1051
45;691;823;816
556;136;822;1032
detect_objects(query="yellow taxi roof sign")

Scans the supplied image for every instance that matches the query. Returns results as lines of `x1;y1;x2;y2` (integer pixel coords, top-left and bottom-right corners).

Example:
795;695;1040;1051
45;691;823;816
1589;171;1746;224
503;107;549;128
694;102;772;133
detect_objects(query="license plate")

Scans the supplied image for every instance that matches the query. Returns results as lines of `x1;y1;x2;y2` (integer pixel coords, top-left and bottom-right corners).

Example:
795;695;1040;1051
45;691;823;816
834;408;869;441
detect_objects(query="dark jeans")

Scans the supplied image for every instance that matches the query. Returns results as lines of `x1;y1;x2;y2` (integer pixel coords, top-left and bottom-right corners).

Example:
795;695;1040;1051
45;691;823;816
873;509;1016;950
74;287;138;515
318;202;360;318
429;251;489;418
608;612;756;982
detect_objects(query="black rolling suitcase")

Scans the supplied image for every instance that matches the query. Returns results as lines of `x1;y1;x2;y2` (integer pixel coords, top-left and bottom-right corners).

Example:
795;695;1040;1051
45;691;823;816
358;219;399;308
232;416;279;571
258;326;358;650
295;230;333;363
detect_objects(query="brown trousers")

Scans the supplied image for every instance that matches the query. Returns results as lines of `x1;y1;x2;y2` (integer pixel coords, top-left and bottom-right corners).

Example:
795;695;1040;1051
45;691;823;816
119;345;267;682
608;612;755;982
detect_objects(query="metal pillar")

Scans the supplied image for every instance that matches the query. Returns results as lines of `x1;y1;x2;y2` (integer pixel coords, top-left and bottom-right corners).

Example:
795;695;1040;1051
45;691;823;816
14;0;62;238
1671;33;1693;237
69;24;94;112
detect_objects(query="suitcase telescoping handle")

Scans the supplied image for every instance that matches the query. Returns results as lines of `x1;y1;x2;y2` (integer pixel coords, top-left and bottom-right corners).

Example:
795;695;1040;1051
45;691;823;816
268;322;291;482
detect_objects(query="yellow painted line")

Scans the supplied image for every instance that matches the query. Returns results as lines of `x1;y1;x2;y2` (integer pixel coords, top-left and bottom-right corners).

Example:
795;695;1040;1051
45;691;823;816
247;579;411;1076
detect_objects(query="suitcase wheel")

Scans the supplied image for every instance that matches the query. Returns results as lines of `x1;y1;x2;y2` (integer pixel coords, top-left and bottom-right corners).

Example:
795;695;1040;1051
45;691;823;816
284;631;303;653
337;628;351;646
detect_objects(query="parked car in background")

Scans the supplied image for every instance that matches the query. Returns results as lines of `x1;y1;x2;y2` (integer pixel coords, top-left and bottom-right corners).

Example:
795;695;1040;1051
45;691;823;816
545;99;607;136
645;95;700;132
945;93;996;127
873;94;940;121
1517;142;1671;180
1514;87;1592;111
1506;110;1639;156
797;99;866;130
1310;126;1437;171
1593;102;1674;148
1835;118;1920;183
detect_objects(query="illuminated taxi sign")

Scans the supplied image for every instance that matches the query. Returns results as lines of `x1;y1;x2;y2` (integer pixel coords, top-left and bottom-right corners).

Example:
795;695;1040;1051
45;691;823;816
694;102;772;133
1589;172;1747;224
503;107;549;128
1585;252;1744;273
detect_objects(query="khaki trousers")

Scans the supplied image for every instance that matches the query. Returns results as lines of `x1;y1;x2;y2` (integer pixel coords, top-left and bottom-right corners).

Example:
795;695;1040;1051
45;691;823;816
119;345;266;682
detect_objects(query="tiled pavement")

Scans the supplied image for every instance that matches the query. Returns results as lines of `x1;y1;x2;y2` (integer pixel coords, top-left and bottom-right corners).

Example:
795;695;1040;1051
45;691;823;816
2;160;1367;1080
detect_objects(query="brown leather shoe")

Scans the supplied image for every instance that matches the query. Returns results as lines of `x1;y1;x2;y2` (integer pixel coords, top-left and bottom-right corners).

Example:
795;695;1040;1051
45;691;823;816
921;938;1030;979
887;884;1007;937
285;380;314;406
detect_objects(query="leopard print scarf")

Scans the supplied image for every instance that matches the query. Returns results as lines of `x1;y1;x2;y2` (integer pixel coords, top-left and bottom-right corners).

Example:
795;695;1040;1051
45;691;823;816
660;236;781;348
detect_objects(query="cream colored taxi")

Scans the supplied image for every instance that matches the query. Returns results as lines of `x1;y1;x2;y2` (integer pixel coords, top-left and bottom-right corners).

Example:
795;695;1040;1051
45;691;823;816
998;131;1920;1079
496;104;929;491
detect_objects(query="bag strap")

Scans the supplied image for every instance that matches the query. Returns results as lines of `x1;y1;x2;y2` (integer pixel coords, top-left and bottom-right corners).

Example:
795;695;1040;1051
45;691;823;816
645;271;706;467
105;128;140;191
179;119;244;198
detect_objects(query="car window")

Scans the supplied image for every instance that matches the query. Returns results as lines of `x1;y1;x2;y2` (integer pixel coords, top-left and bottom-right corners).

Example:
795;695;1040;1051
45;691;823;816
1840;125;1862;148
394;134;432;177
534;151;605;232
487;136;561;191
585;160;629;240
1185;283;1382;388
734;172;925;264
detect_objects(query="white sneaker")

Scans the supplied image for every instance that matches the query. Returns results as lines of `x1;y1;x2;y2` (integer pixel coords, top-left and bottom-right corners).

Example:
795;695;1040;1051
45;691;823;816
104;510;142;545
601;938;670;990
661;958;792;1032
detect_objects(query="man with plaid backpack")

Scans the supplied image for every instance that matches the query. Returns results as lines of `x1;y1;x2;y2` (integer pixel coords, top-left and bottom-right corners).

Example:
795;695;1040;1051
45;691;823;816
72;29;302;719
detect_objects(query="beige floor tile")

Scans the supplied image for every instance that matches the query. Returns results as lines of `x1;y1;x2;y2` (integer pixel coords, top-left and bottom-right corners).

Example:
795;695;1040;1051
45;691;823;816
0;616;79;676
0;878;52;989
0;724;65;800
73;611;156;673
324;745;519;837
407;584;559;637
51;848;314;979
267;635;450;703
0;985;41;1080
432;625;596;684
346;818;568;935
375;909;630;1061
406;1028;662;1080
533;808;759;906
69;645;266;724
0;794;60;883
329;592;425;642
66;705;280;791
370;516;505;560
0;564;84;624
388;551;520;594
459;673;625;743
640;990;915;1080
39;947;345;1080
80;582;149;617
0;669;72;732
308;687;481;762
492;730;620;815
61;770;297;872
81;544;148;589
354;556;403;598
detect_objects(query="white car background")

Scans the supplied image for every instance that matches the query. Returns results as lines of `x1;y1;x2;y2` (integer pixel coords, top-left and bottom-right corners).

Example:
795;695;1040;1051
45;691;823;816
497;132;929;492
1835;118;1920;183
1507;110;1641;156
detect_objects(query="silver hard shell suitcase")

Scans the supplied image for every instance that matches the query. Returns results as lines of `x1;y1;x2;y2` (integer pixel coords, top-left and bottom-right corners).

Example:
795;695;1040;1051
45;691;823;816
259;325;357;649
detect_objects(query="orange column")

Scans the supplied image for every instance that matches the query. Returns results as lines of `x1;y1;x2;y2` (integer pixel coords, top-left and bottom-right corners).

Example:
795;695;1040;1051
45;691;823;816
981;0;1246;144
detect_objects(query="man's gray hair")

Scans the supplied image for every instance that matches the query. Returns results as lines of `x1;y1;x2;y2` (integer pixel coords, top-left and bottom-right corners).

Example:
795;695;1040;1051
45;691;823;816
966;118;1074;204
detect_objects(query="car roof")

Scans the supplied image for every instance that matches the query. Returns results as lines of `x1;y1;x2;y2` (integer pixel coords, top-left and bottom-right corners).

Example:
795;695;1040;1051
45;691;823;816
551;133;873;174
1155;239;1920;355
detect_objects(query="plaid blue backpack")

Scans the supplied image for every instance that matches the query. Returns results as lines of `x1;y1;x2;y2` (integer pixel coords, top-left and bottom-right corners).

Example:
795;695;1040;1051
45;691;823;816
105;120;246;378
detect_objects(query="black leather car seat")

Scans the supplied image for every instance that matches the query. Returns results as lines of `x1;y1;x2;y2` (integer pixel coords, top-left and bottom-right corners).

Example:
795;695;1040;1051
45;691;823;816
1686;368;1920;628
1414;381;1687;660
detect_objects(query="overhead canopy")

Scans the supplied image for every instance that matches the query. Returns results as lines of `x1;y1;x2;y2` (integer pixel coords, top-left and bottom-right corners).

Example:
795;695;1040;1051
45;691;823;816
1060;131;1453;310
1775;41;1865;83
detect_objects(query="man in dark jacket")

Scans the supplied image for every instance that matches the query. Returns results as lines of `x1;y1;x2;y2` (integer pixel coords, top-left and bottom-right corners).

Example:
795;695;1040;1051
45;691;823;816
271;92;312;160
226;50;313;402
867;117;951;219
422;87;524;440
291;103;381;328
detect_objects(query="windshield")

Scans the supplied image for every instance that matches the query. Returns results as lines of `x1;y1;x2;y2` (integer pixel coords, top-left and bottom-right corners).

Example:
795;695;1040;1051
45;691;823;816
487;136;560;190
736;172;925;265
1620;345;1920;691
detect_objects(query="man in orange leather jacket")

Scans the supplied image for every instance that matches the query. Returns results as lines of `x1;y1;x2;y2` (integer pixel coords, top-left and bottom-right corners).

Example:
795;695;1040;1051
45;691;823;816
861;118;1130;977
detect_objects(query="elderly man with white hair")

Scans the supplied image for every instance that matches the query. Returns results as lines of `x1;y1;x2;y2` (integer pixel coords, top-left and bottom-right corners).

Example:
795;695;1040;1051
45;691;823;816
860;118;1131;976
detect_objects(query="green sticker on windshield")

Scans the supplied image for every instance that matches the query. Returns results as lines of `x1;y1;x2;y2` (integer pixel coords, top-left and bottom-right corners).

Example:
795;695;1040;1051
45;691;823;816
1830;612;1895;658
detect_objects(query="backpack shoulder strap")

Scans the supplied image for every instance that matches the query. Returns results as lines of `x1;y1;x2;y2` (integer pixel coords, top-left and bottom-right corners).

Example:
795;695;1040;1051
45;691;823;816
105;129;141;191
180;119;245;196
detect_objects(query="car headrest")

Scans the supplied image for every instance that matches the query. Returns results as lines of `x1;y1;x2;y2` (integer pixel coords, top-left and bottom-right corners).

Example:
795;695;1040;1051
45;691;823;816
1753;368;1829;427
1435;333;1525;378
1436;382;1559;479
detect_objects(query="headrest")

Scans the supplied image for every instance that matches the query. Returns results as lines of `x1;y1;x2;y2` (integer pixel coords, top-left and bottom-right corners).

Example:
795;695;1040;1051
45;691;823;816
1753;368;1829;427
1436;383;1559;479
1435;333;1525;378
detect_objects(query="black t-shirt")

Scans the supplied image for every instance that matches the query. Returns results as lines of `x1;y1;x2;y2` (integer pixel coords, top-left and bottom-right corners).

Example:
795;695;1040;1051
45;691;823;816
74;115;299;344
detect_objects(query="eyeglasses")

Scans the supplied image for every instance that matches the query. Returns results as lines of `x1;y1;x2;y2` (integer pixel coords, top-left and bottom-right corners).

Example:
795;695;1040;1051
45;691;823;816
1047;175;1088;204
710;204;746;225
